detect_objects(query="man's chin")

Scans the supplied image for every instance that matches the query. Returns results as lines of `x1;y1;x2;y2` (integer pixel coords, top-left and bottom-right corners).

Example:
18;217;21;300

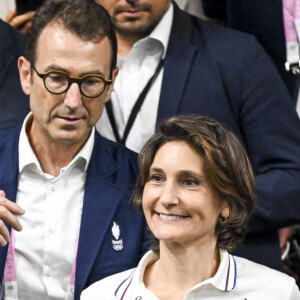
113;19;157;38
50;128;90;146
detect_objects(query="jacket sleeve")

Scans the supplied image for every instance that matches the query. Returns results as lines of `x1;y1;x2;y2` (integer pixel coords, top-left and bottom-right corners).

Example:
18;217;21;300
235;36;300;232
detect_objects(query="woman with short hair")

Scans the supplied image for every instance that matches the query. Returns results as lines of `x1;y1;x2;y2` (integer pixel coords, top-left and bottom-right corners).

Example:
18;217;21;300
81;115;300;300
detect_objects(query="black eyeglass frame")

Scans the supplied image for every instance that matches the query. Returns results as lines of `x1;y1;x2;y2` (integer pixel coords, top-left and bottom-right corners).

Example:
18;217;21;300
32;65;112;98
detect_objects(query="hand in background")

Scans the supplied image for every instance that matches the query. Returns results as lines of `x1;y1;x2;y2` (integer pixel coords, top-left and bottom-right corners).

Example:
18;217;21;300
6;9;34;35
0;190;25;246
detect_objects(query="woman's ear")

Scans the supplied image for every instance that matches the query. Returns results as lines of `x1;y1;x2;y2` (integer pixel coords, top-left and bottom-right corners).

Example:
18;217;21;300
18;56;31;95
221;204;230;219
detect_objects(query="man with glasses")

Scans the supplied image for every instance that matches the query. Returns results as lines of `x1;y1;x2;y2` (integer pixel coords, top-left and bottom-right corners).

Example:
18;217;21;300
0;0;148;299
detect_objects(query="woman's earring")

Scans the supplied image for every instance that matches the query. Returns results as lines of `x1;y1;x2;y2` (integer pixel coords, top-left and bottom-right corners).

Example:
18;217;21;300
219;215;227;224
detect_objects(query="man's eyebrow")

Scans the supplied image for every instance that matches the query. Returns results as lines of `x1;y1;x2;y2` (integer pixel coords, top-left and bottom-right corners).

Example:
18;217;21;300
43;64;106;77
43;64;69;73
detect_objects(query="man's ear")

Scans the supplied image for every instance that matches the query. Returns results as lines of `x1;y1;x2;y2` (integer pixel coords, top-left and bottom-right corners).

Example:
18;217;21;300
18;56;31;95
105;67;119;102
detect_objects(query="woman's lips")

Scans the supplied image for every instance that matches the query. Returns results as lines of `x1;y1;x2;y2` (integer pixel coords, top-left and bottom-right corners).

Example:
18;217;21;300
156;212;189;222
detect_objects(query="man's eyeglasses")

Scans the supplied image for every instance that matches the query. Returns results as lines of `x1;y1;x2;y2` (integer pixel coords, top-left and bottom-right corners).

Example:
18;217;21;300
32;66;112;98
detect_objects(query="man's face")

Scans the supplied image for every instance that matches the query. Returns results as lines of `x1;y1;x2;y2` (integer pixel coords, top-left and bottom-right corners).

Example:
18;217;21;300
99;0;172;38
19;23;117;147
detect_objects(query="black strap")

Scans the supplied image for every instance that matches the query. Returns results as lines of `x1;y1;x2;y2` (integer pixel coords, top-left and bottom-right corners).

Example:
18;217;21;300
106;58;164;145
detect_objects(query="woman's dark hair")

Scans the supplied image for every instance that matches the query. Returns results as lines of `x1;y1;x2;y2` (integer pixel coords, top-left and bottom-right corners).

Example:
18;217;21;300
26;0;117;76
132;115;255;252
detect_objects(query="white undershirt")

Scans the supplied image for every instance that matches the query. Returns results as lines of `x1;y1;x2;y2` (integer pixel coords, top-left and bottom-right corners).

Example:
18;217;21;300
96;4;174;153
10;114;94;300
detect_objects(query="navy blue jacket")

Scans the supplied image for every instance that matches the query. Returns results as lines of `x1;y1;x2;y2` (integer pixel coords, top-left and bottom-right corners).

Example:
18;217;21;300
0;20;30;131
0;125;149;300
202;0;299;102
156;3;300;270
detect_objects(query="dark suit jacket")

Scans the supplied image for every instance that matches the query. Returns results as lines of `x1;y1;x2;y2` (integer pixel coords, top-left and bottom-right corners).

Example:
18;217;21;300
0;20;30;132
0;125;149;300
202;0;299;102
157;3;300;270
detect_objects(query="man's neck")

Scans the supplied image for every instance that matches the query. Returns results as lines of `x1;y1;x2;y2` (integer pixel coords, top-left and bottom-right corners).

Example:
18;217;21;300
116;3;173;58
27;121;89;177
116;32;145;57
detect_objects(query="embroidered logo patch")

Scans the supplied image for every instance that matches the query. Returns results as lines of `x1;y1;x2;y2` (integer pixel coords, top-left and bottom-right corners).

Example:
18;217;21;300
112;222;123;251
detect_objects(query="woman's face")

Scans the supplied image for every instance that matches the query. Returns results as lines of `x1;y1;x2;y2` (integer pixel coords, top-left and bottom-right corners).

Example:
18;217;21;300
142;141;229;247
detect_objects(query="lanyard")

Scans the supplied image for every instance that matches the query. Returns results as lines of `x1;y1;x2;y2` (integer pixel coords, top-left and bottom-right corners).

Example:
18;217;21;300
106;58;164;145
283;0;300;74
3;229;77;300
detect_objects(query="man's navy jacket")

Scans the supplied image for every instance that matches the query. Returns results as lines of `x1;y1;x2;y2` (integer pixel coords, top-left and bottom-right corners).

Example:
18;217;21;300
0;125;149;299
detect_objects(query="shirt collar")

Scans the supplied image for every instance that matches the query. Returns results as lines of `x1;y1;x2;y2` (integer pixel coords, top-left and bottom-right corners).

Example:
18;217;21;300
114;251;158;299
19;113;95;175
114;249;237;299
125;2;173;61
190;249;237;292
147;2;174;58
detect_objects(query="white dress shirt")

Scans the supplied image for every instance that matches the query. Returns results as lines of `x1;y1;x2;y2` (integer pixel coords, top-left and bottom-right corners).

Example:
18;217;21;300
5;114;95;300
174;0;204;18
81;249;300;300
96;4;174;153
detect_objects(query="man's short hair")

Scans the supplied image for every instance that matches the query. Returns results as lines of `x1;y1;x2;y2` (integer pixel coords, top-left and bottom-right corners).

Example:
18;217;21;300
132;115;255;251
26;0;117;76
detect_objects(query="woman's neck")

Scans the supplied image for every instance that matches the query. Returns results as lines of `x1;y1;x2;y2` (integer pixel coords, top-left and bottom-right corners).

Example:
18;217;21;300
144;241;220;300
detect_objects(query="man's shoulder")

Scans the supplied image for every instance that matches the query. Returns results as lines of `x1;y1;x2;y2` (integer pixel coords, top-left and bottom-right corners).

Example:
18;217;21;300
197;19;260;56
173;8;262;58
92;131;139;180
0;124;21;151
94;132;138;162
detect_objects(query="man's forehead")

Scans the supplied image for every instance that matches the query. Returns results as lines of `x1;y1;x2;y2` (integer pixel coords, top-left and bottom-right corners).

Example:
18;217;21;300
37;22;77;48
35;23;111;72
36;22;108;52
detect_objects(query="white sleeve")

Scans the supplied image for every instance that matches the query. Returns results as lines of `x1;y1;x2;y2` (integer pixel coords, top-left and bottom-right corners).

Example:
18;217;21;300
289;282;300;300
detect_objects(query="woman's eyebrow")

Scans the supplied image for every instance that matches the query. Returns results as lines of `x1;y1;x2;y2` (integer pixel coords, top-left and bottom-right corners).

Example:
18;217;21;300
149;167;164;174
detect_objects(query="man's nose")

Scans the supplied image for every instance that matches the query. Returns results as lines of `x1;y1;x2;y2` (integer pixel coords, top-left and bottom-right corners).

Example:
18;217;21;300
64;83;82;109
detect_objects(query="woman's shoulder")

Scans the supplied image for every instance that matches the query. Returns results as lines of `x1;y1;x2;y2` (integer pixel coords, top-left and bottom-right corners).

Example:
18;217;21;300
80;268;136;300
81;251;157;299
234;255;299;297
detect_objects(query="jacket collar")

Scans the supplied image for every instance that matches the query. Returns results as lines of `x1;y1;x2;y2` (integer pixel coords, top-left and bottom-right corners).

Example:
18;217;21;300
0;20;15;86
74;133;125;299
157;4;198;123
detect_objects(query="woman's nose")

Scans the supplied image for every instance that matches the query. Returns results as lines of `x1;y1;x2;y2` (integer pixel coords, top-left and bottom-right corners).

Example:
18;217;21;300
159;183;179;207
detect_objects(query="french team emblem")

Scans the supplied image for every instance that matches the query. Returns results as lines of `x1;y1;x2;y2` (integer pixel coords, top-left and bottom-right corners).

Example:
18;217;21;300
112;222;123;251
